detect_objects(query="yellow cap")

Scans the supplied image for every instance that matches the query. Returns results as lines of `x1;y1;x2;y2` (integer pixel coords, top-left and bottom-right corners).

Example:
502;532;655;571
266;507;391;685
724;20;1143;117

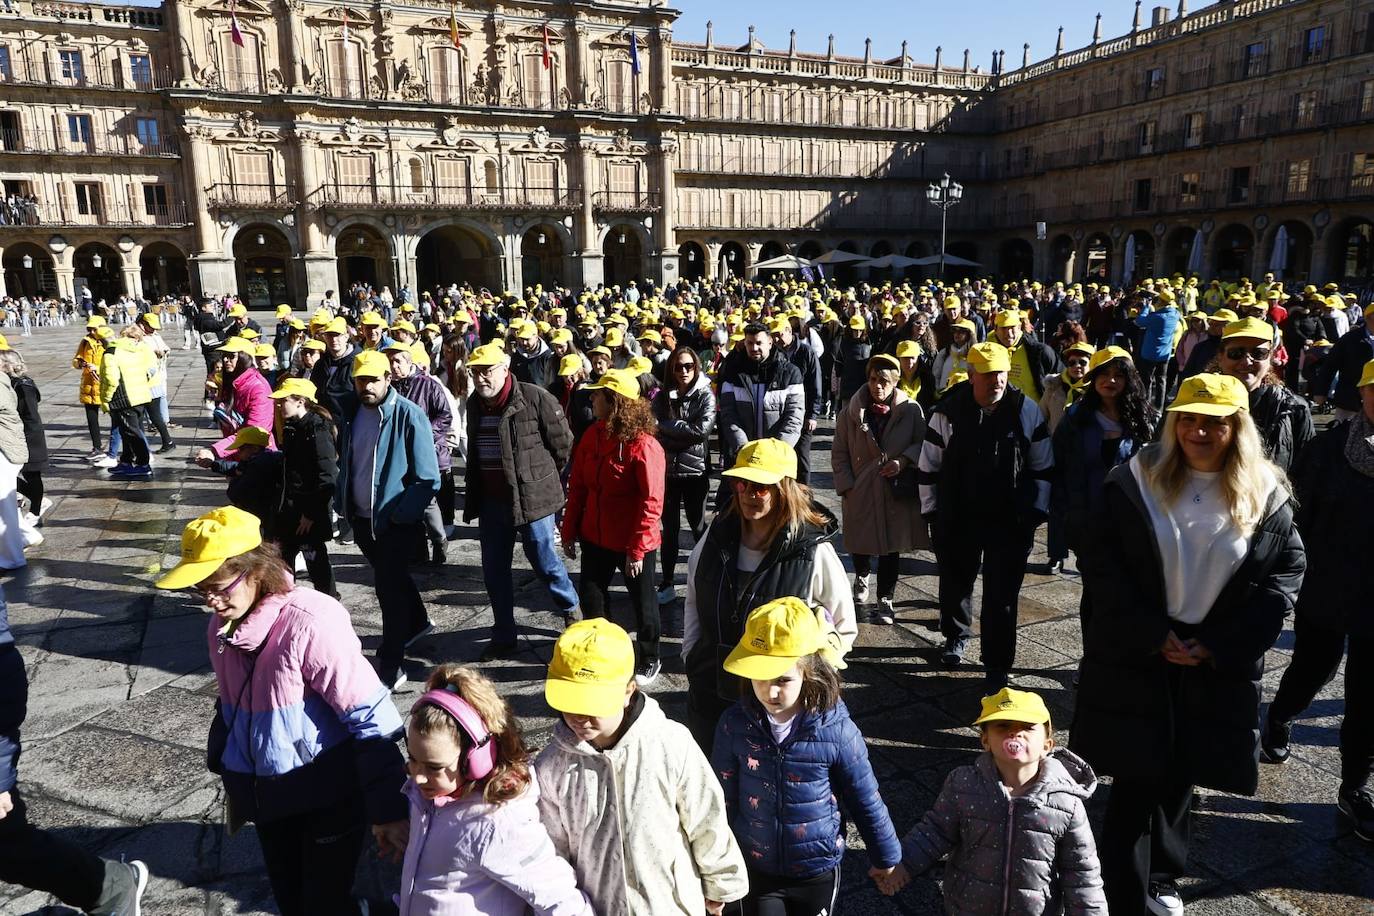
967;341;1011;374
585;367;641;400
302;338;326;351
231;425;270;449
545;618;636;716
848;315;867;331
1221;318;1274;342
766;318;789;335
973;687;1052;726
216;336;254;355
1087;345;1132;373
722;438;798;486
86;316;107;329
626;356;653;376
1167;373;1250;417
271;377;317;401
550;328;574;346
993;310;1022;329
1364;303;1374;318
1206;309;1239;324
275;305;292;318
289;318;306;331
410;342;431;367
723;597;827;680
381;341;413;354
893;340;921;359
557;354;582;377
253;343;275;359
238;328;260;340
1358;359;1374;389
637;329;662;345
466;343;508;369
391;319;416;335
604;328;625;348
139;312;161;330
323;317;349;335
351;350;390;379
1310;338;1333;349
359;312;386;327
942;295;961;311
155;506;263;590
228;304;247;318
1064;341;1096;359
868;353;900;374
950;318;976;335
516;320;538;339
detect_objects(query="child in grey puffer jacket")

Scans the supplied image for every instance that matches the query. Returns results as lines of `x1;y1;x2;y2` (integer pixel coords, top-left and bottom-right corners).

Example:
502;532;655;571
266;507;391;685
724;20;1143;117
880;687;1107;915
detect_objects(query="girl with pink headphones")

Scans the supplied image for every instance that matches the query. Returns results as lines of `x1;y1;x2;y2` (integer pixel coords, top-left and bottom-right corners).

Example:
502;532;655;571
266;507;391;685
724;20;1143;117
398;664;594;916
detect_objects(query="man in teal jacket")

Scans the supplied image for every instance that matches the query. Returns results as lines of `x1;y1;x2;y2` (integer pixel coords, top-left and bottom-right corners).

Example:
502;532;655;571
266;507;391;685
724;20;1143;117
339;351;440;689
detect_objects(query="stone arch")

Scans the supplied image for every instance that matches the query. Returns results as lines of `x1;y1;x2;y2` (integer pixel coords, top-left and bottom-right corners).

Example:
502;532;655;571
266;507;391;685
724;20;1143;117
997;238;1034;282
73;242;124;303
222;217;300;256
1331;217;1374;284
1050;234;1076;283
1124;229;1155;282
718;240;748;278
520;221;571;290
1213;223;1254;280
1162;226;1199;277
1262;219;1314;282
1083;232;1112;282
232;223;296;308
335;223;394;292
2;242;56;299
679;241;706;281
139;240;191;299
603;222;647;287
413;220;503;292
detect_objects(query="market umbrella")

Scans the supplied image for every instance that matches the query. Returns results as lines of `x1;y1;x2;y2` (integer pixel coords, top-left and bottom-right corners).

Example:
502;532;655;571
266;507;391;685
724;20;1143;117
810;249;873;265
1123;234;1137;283
863;254;923;271
747;255;815;275
1269;224;1289;277
912;253;983;268
1187;229;1204;276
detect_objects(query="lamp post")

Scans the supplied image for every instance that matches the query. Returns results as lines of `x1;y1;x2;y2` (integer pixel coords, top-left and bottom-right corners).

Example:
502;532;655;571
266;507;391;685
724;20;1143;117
925;172;964;281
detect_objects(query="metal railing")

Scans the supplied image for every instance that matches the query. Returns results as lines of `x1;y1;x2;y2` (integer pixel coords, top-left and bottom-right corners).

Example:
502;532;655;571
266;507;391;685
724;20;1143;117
0;60;173;91
307;184;581;212
0;199;189;228
0;127;178;157
592;191;661;213
206;183;298;209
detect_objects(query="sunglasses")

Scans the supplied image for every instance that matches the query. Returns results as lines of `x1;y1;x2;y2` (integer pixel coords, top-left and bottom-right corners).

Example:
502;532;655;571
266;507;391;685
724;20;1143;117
194;568;249;604
673;361;696;372
1223;346;1271;362
732;479;774;496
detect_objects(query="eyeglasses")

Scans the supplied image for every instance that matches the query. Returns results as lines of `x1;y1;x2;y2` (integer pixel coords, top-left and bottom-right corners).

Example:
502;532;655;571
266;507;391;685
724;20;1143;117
1223;346;1271;362
1066;358;1090;368
732;479;774;496
194;568;249;604
471;365;501;379
673;362;696;373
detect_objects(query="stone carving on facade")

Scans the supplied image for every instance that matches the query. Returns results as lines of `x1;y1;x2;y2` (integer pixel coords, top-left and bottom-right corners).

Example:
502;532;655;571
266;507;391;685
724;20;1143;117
341;117;363;142
234;110;260;138
368;74;386;97
612;129;631;152
378;34;394;58
440;116;462;146
266;69;284;93
529;126;550;150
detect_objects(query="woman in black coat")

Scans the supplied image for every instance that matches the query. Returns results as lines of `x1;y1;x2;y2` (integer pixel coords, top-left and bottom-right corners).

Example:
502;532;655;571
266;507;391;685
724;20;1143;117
1072;373;1305;916
271;379;339;598
1261;361;1374;840
652;345;716;603
0;352;48;525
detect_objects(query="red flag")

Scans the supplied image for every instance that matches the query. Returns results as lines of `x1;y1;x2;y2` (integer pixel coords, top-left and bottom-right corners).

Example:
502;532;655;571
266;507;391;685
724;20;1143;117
542;23;551;69
229;0;246;47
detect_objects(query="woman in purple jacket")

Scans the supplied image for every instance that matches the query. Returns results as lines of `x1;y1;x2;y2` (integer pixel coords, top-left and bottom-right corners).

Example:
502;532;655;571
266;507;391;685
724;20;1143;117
156;505;409;916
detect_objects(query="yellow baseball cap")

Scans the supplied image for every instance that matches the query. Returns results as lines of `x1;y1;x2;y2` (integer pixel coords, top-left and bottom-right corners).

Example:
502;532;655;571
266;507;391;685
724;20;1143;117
942;295;961;311
1221;318;1274;342
637;329;662;345
604;328;625;348
302;338;325;352
323;317;349;335
216;337;254;355
409;342;430;367
86;316;107;329
967;341;1011;374
228;304;247;318
894;340;921;359
868;353;900;374
587;346;612;361
626;356;653;376
231;425;270;449
951;318;976;335
381;341;414;354
271;377;317;401
1167;373;1249;417
359;312;386;327
848;315;867;330
391;319;416;335
545;618;636;716
238;328;260;340
351;350;390;379
585;367;640;400
993;310;1022;328
722;438;798;486
1087;345;1132;373
1064;341;1096;359
557;354;582;377
155;506;263;590
973;687;1052;726
275;305;292;319
289;318;306;331
252;343;275;360
943;369;969;391
1206;308;1239;324
550;328;574;346
466;343;508;369
724;597;827;680
1359;359;1374;389
139;312;161;330
1363;303;1374;319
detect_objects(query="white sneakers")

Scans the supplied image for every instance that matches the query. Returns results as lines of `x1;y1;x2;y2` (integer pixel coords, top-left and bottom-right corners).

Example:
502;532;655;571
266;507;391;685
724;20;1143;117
853;574;871;605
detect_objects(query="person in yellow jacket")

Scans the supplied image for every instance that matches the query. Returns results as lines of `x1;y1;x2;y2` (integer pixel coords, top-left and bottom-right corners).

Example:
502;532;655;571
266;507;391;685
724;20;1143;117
97;326;155;479
71;317;109;458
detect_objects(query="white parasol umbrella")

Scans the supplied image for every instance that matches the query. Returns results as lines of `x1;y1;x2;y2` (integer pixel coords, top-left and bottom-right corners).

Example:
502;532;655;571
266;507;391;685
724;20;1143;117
912;253;983;268
1187;229;1204;276
747;255;814;275
863;254;924;271
1269;224;1289;277
1123;234;1137;283
810;249;873;265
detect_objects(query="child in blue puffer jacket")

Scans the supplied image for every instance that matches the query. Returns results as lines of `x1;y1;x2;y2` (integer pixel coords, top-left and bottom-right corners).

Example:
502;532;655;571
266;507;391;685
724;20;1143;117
712;596;902;914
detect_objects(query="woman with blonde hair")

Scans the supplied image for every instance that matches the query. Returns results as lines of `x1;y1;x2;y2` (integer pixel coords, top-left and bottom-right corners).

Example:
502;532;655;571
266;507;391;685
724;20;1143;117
1072;373;1305;916
682;437;856;753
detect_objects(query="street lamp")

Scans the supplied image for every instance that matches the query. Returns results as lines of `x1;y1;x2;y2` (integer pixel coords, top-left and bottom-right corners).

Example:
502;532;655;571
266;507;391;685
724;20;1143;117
91;252;102;268
21;254;32;270
925;172;964;281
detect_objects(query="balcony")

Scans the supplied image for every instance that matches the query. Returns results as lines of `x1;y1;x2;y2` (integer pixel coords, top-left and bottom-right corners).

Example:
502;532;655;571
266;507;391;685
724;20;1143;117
592;191;661;214
0;127;178;158
306;184;582;212
0;60;173;91
206;183;298;210
0;200;190;229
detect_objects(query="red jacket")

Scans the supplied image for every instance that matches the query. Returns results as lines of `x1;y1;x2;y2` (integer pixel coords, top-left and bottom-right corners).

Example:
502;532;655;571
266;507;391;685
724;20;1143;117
562;422;664;561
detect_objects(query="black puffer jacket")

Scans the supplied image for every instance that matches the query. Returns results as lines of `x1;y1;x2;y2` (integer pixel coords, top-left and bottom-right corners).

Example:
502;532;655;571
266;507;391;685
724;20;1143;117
463;381;573;527
653;372;716;478
1290;419;1374;637
1248;383;1313;475
0;596;23;794
1313;325;1374;412
277;410;338;544
1072;460;1305;795
11;376;47;471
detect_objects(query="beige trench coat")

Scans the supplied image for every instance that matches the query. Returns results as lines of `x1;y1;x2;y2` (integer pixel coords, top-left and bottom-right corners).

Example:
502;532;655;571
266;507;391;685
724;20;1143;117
831;387;930;556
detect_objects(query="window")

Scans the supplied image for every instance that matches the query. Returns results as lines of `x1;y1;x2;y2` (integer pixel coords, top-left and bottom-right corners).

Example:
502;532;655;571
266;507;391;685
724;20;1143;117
525;159;556;204
1229;166;1251;203
436;158;471;203
606;60;632;112
232;151;272;198
804;93;822;124
59;49;84;81
143;183;169;216
1294;90;1319;125
428;47;463;104
1133;177;1152;211
1303;25;1326;63
66;114;93;148
73;182;101;216
1352;153;1374;191
482;159;498;192
840;96;858;124
0;47;11;81
1138;120;1157;154
337;154;373;202
1362;80;1374;117
134;117;159;150
608;162;637;207
221;32;261;92
1242;42;1266;78
1144;67;1165;96
766;92;783;123
1286;159;1311;195
522;54;553;109
1183;112;1204;147
722;88;742;120
408;158;424;193
1180;172;1200;204
327;40;364;98
129;54;152;89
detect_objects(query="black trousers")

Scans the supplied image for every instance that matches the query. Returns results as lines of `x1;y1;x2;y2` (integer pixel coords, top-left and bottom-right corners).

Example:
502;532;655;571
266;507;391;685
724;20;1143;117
255;795;368;916
661;474;709;585
852;552;899;600
351;516;427;679
17;470;43;510
83;404;102;451
278;534;337;599
794;425;815;484
146;395;173;447
1101;775;1193;916
0;786;107;911
112;405;150;466
1269;615;1374;791
736;866;841;916
934;526;1034;673
578;541;659;665
437;468;456;527
1139;358;1170;413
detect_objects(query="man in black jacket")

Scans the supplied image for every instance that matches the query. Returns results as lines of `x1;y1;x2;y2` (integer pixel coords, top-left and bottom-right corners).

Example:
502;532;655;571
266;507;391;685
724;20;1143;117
464;344;578;659
770;317;822;482
1314;304;1374;420
309;316;360;542
992;308;1062;401
0;589;149;913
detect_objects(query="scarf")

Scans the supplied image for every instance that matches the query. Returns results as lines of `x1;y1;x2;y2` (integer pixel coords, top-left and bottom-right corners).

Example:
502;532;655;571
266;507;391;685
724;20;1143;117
1344;413;1374;479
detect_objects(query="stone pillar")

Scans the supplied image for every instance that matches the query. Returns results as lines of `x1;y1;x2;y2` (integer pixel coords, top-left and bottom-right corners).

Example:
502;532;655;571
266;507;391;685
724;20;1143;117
187;128;219;255
171;0;198;87
120;243;143;298
293;132;335;305
575;137;604;286
502;222;523;293
654;27;673;113
573;20;592;106
1109;239;1126;286
52;245;75;300
284;0;309;91
705;240;722;280
1032;237;1050;281
653;139;679;288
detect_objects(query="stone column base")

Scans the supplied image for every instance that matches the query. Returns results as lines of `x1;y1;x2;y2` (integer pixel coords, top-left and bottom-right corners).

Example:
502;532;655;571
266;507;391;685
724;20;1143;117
653;250;681;290
191;256;236;301
578;252;605;289
303;253;339;309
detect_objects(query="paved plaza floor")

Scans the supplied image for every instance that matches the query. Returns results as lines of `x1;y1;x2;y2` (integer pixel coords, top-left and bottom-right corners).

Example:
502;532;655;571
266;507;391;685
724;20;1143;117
1;316;1370;915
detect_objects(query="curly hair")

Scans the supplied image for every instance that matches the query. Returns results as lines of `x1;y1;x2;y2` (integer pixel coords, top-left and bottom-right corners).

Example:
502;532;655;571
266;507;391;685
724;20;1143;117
1077;356;1158;444
410;664;531;805
602;389;658;442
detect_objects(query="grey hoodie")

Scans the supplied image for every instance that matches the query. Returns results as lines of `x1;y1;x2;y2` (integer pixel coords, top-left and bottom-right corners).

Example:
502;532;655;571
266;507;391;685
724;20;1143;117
901;747;1107;915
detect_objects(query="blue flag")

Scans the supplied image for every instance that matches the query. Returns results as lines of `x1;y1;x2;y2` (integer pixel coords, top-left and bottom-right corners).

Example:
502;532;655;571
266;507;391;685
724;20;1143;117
630;32;642;75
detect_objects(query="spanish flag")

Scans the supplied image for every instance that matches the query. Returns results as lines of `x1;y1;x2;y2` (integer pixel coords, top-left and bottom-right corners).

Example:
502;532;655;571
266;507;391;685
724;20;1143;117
449;1;461;50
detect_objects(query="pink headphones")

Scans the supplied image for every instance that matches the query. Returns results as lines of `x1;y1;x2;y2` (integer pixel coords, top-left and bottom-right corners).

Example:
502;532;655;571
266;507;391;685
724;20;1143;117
412;686;498;782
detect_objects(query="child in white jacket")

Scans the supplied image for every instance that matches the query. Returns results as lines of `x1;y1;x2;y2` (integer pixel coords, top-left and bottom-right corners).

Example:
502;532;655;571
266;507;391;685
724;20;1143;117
535;619;749;915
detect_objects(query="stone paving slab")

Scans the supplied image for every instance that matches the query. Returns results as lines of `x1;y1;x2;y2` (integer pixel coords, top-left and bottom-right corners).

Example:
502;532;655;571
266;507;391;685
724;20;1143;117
0;315;1369;914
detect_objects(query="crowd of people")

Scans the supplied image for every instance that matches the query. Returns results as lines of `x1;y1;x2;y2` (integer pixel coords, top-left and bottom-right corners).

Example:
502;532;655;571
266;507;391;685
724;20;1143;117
0;267;1371;916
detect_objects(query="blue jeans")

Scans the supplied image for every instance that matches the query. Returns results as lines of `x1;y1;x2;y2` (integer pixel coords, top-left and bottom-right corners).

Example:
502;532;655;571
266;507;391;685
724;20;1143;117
478;506;577;643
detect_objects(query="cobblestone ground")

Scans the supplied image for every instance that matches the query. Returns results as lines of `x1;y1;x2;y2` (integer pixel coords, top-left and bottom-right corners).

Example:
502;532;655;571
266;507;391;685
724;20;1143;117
1;313;1371;915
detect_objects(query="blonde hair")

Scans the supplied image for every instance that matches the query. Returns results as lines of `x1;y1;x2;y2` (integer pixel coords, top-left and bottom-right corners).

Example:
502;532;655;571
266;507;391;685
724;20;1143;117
726;476;828;548
410;664;531;805
1144;409;1286;537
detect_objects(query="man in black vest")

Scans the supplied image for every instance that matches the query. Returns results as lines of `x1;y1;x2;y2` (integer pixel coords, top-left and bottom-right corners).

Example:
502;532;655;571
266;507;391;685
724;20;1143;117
917;341;1054;691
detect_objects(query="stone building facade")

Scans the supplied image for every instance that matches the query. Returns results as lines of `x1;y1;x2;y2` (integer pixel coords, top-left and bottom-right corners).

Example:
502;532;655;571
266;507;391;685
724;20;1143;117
0;0;1370;305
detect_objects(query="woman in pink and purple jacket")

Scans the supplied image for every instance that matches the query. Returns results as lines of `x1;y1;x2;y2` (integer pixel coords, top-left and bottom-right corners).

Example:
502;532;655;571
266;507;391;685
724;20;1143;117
157;505;409;916
202;337;276;460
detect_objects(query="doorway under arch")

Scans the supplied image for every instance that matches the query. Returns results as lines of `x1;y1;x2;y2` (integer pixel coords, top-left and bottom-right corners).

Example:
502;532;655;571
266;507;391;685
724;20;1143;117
717;241;747;279
679;241;705;281
234;224;295;308
521;224;566;290
1331;219;1372;284
1163;227;1198;277
1050;235;1075;284
603;225;645;287
416;224;500;292
139;241;190;300
337;225;393;293
1213;224;1254;280
998;238;1034;283
2;242;56;298
1083;233;1112;282
1124;230;1155;283
74;242;123;304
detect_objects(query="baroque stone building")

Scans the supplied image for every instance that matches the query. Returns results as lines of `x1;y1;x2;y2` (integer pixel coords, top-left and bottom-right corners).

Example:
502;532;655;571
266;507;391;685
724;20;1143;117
0;0;1370;305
